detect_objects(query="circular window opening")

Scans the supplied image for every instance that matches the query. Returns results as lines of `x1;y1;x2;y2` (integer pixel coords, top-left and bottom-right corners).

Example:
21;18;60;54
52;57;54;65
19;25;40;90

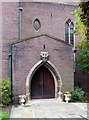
34;19;41;31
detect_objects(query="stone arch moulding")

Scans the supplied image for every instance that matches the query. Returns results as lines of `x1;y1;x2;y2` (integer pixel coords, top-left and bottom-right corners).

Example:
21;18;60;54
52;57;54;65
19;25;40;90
26;60;62;101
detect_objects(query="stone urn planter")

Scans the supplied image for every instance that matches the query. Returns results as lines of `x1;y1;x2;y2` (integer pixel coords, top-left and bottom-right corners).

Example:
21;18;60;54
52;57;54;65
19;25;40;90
19;95;26;106
64;91;71;103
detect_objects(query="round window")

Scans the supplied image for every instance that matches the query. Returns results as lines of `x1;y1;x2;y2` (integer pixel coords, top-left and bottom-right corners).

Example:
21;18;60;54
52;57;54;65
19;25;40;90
34;19;41;31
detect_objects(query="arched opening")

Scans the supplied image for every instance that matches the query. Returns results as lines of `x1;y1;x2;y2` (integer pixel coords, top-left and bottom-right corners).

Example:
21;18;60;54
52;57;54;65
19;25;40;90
26;60;62;100
65;19;74;45
34;18;41;31
31;65;55;99
70;22;74;45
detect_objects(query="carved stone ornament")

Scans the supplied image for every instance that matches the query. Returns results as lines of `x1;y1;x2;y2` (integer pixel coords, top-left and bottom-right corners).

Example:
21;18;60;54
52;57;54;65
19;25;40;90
40;51;49;62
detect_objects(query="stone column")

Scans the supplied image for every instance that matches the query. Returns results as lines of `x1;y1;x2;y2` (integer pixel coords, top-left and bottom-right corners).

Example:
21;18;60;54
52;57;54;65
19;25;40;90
57;80;63;101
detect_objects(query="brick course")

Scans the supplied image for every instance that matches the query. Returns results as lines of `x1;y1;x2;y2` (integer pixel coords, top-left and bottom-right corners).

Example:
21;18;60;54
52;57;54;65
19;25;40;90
2;2;81;100
12;35;74;98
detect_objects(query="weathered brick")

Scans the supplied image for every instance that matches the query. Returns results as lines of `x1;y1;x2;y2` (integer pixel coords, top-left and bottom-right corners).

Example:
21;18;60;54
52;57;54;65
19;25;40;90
2;2;88;100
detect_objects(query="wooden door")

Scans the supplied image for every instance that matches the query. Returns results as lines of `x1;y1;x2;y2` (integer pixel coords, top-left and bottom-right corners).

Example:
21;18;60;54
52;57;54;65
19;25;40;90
31;66;55;99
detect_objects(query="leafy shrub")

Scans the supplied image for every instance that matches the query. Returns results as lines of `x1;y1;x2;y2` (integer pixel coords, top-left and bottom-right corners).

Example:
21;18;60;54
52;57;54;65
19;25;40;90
0;79;12;107
0;112;10;119
71;86;85;102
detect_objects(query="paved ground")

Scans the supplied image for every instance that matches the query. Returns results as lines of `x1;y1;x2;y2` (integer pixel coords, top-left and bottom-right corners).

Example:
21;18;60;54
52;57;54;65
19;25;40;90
10;99;88;119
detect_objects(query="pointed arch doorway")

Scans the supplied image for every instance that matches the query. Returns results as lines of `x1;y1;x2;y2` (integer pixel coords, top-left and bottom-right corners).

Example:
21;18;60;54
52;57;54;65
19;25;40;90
26;59;62;101
31;65;55;99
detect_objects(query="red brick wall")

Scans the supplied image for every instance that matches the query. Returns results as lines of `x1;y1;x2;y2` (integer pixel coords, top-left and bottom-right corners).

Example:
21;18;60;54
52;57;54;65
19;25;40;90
2;2;18;78
12;35;74;98
2;2;79;100
74;67;89;96
2;2;77;79
21;2;77;41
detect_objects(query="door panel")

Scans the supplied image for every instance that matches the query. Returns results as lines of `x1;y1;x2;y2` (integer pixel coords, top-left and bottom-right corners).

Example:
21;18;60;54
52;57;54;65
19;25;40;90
31;66;55;99
43;68;55;98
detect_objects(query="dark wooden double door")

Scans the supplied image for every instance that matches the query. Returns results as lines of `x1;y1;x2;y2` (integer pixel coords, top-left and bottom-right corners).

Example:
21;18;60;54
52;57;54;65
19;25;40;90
31;66;55;99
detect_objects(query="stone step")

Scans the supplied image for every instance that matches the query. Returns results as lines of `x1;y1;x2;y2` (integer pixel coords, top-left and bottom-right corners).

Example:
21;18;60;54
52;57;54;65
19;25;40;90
25;98;64;106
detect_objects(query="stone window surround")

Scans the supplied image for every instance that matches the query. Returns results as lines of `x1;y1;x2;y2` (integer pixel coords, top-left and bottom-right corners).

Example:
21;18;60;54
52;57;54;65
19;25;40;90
33;18;41;31
65;19;74;45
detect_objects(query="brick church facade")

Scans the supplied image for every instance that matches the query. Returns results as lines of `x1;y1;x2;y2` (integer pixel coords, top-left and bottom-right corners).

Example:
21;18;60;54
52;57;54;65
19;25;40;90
1;1;88;102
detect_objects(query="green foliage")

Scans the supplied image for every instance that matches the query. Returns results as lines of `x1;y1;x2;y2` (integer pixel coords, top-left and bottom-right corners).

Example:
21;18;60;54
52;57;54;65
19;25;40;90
0;112;10;120
71;86;85;102
73;1;89;73
79;1;89;45
73;9;86;39
76;47;89;73
79;1;89;26
0;79;12;107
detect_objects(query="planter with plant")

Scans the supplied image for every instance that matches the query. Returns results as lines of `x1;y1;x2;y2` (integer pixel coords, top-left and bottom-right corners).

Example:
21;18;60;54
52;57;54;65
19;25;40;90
64;91;71;103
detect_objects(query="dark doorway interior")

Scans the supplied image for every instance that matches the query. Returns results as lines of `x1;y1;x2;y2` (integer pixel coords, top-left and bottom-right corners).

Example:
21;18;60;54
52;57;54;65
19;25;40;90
31;66;55;99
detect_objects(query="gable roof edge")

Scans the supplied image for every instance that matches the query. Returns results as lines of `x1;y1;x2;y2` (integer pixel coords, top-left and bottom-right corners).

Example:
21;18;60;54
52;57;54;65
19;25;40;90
11;34;73;47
